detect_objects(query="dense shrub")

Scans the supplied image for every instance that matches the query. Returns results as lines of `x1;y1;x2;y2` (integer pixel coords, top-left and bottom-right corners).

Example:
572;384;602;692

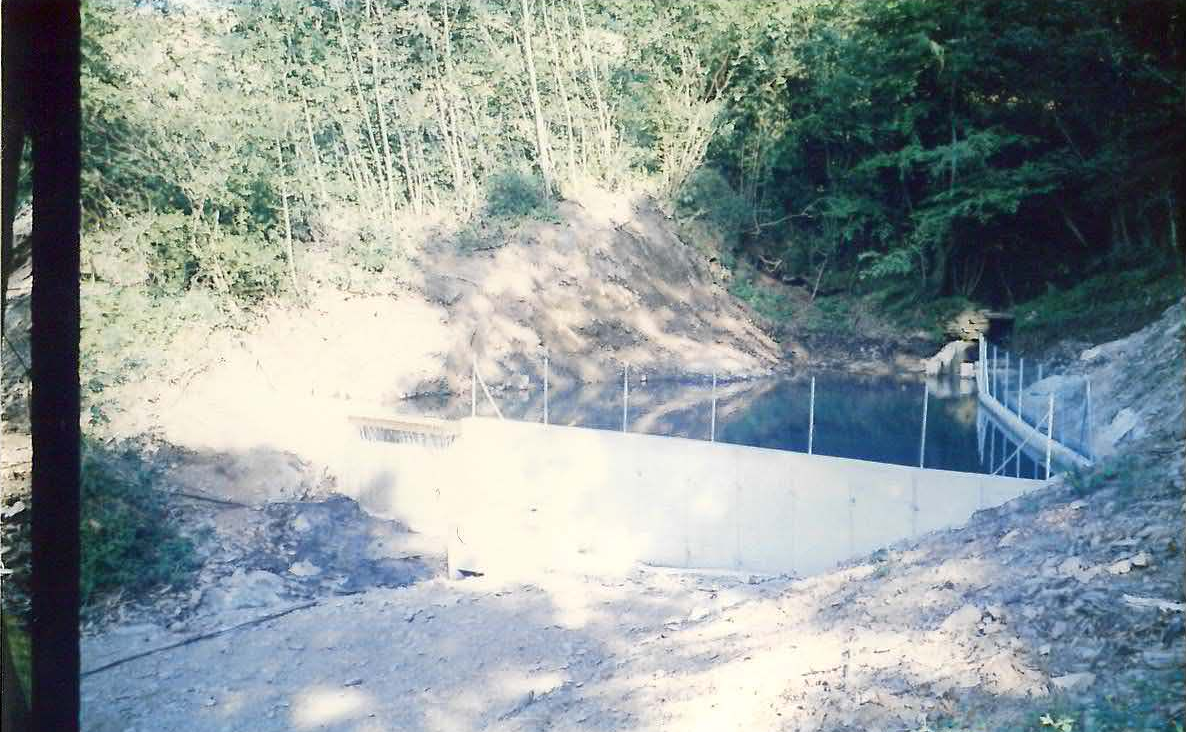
675;167;750;246
80;439;196;606
485;170;555;220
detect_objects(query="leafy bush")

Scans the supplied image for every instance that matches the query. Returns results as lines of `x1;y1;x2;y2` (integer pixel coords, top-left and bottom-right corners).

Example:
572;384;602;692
675;167;750;246
80;439;196;606
101;212;288;304
485;170;556;220
2;613;31;703
81;281;225;429
728;266;795;325
800;295;859;339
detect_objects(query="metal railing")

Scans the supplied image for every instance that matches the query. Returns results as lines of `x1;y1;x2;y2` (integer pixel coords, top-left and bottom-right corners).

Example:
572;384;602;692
472;354;965;474
977;335;1094;467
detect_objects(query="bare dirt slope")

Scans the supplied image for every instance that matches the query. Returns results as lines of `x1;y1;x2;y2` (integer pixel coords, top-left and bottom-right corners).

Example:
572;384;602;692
89;191;779;464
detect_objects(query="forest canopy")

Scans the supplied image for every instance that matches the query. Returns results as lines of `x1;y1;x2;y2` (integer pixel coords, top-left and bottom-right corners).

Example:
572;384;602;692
76;0;1183;308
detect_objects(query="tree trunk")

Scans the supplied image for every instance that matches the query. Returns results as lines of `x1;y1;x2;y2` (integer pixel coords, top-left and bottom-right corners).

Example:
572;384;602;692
333;0;386;210
519;0;554;193
574;0;612;169
274;137;301;298
368;32;400;227
541;0;577;188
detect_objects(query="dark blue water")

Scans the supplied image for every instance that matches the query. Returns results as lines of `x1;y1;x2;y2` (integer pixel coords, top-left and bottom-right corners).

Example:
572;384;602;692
405;372;1047;476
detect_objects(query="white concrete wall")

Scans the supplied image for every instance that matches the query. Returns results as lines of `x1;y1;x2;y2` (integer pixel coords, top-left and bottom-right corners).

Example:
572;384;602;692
443;418;1043;578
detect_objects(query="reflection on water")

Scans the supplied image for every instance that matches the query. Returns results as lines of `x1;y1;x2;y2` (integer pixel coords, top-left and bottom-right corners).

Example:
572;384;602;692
402;371;1048;476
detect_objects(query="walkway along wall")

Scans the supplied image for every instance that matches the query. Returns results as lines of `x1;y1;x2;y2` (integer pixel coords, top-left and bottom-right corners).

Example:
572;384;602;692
336;417;1043;579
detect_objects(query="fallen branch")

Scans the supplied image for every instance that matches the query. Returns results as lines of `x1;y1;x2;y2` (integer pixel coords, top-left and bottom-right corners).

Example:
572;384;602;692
80;600;318;677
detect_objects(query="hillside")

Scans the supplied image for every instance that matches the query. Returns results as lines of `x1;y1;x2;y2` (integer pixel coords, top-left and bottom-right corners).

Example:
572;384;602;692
48;190;779;459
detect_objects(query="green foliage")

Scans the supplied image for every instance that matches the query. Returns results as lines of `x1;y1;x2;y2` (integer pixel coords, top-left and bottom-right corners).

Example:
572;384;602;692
1013;253;1183;352
675;168;750;246
858;247;920;282
485;171;557;221
1;613;31;703
80;439;197;607
80;273;226;430
76;0;1183;344
800;296;860;340
728;267;795;325
696;0;1183;304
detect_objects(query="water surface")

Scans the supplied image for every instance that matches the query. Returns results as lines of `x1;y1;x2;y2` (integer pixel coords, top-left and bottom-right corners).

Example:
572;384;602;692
405;371;1048;477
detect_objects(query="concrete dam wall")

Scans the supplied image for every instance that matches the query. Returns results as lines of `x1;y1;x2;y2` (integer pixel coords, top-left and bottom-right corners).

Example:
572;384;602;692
336;416;1044;578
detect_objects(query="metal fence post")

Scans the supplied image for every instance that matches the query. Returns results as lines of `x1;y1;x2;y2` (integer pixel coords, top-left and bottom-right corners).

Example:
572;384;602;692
471;355;477;417
807;376;816;455
622;362;629;432
1037;362;1043;383
710;372;717;442
992;346;998;399
977;335;984;391
1085;378;1093;461
543;353;549;425
1018;358;1024;419
1004;351;1010;408
1045;394;1055;480
918;381;929;468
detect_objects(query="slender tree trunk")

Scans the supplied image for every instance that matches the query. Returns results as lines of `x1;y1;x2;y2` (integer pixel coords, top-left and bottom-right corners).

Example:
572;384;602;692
300;97;330;206
541;0;577;187
519;0;554;193
274;136;301;297
1058;203;1090;248
368;34;400;226
574;0;612;167
333;0;386;210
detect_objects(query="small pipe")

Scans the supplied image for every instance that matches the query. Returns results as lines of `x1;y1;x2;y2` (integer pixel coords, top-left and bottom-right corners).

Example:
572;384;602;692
807;376;816;455
1085;378;1093;461
471;356;477;417
543;354;549;425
